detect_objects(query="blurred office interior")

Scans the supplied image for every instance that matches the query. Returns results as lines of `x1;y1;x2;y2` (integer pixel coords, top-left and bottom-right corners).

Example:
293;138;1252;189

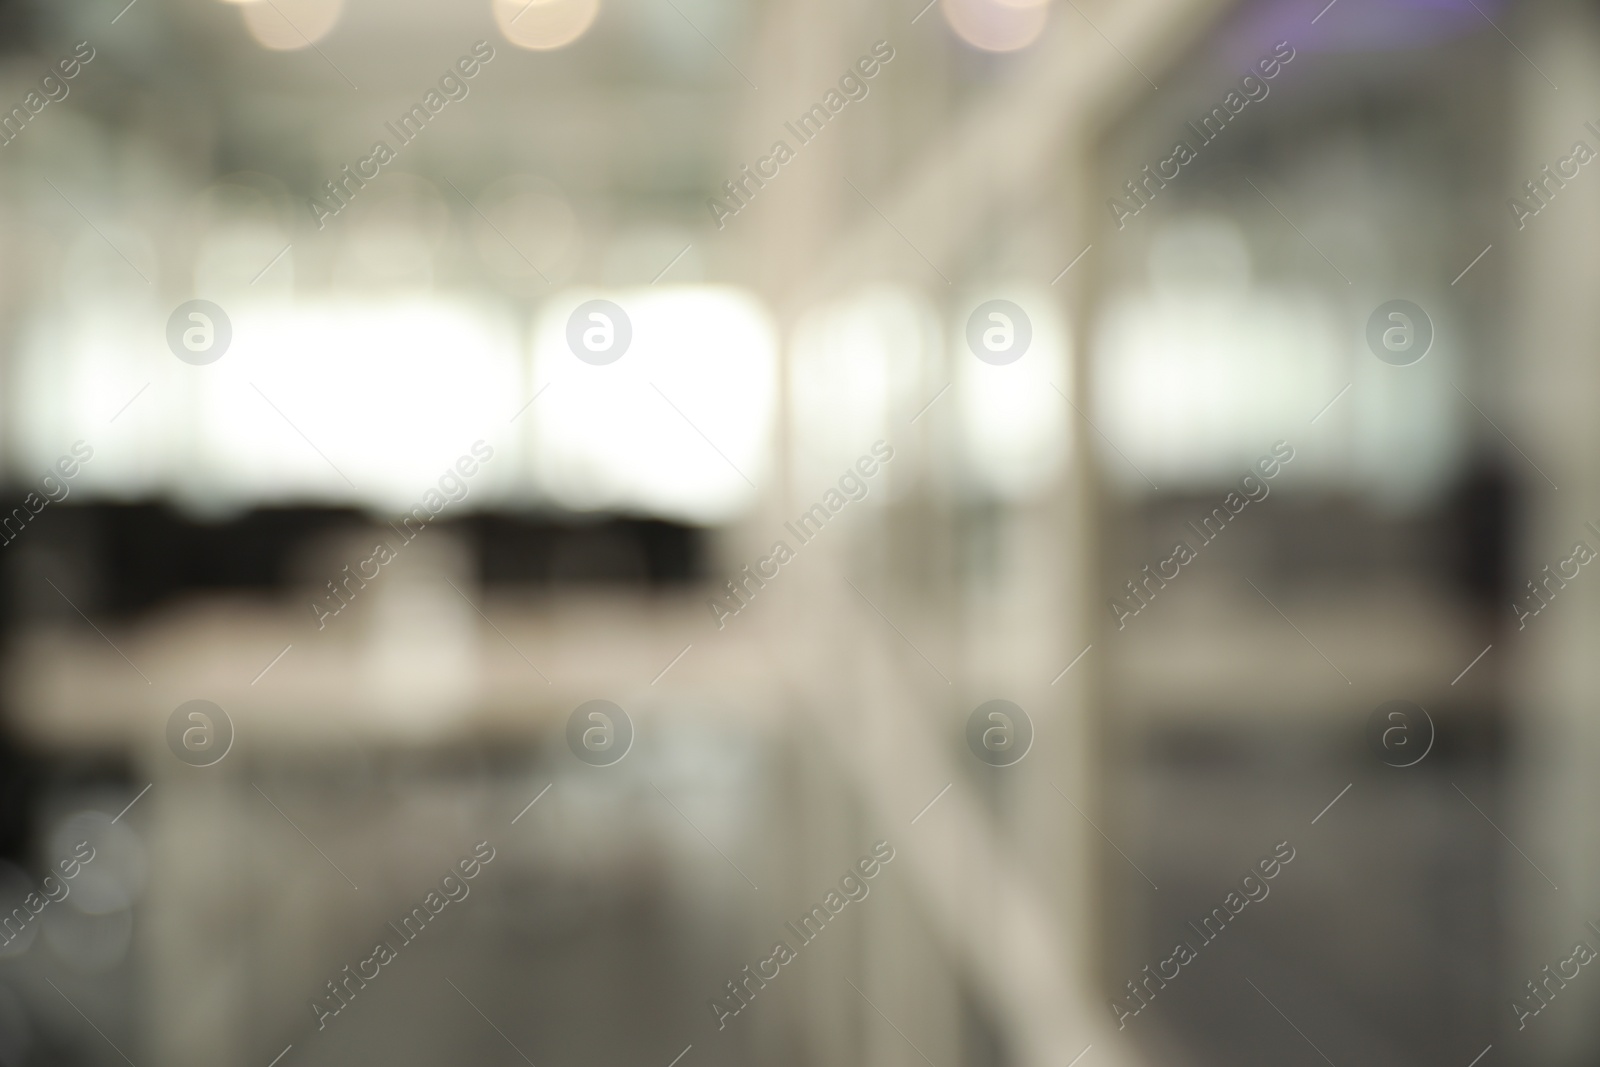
0;0;1597;1065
